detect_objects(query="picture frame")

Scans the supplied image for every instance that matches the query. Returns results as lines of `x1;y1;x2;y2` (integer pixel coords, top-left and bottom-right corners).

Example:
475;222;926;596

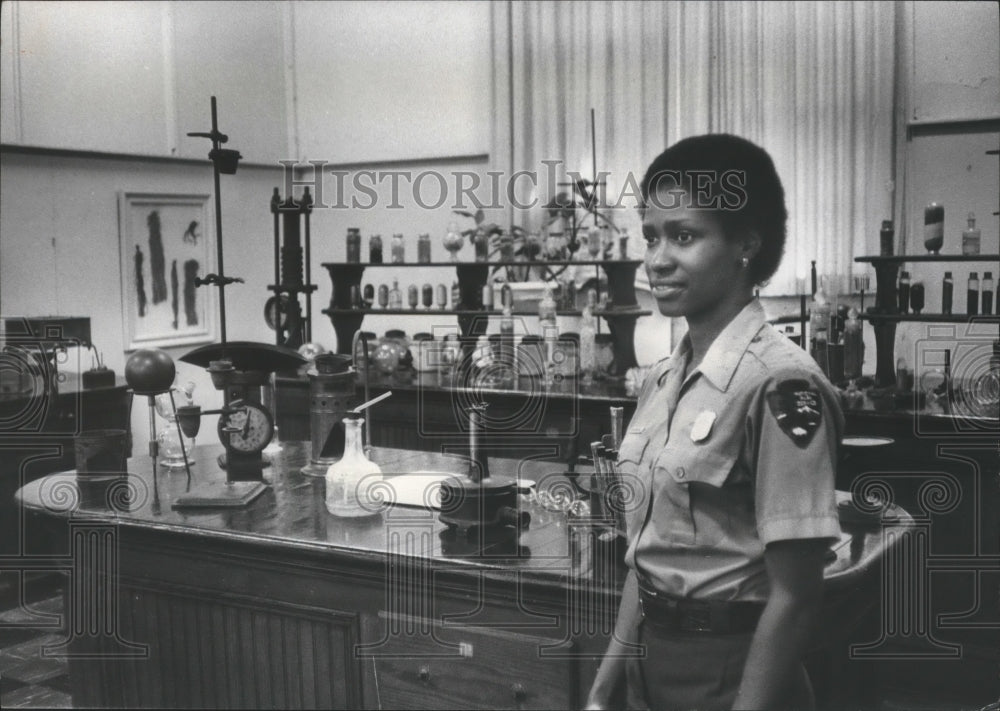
118;192;216;351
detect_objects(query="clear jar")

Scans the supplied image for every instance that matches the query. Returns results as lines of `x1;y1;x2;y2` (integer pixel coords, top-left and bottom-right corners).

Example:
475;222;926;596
391;233;405;263
154;387;196;469
554;333;579;379
417;233;432;263
325;414;382;518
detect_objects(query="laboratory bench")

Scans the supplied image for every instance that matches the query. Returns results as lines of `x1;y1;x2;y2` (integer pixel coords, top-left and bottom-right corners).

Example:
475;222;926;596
16;441;916;710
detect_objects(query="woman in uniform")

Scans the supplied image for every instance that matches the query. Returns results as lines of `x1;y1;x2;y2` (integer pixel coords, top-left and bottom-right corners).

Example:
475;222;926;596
586;134;843;711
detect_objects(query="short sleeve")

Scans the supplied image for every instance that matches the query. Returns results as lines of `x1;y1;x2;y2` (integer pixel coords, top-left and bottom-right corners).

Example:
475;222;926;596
750;368;843;545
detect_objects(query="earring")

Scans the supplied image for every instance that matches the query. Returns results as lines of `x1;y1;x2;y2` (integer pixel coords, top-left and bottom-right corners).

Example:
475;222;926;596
740;256;750;268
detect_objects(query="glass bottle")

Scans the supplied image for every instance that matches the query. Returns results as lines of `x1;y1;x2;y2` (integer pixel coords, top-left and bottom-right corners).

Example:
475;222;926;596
417;233;432;264
363;283;375;308
451;280;461;309
391;233;405;264
500;303;515;372
982;272;994;316
482;281;494;310
961;213;981;255
369;234;383;264
377;284;389;309
325;414;382;518
538;286;559;385
587;227;602;258
967;272;979;316
436;283;448;310
923;202;944;254
422;283;434;309
579;289;597;384
346;228;361;263
618;228;630;260
407;284;419;310
942;272;953;315
473;229;489;262
811;328;830;378
842;308;864;382
388;278;402;309
910;280;925;315
879;219;894;256
594;333;615;377
897;271;911;314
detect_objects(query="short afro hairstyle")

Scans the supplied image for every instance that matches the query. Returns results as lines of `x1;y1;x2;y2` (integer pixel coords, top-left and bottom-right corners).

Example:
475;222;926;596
639;134;787;285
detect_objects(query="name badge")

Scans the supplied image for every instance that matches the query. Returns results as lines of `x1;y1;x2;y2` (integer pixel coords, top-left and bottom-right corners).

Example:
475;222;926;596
690;410;716;442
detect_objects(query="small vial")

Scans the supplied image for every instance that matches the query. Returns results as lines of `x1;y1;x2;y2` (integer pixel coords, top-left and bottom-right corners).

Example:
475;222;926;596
369;234;383;264
910;281;925;315
941;272;953;315
377;284;389;309
363;283;375;308
897;271;911;314
982;272;994;316
422;283;434;309
967;272;980;316
436;283;448;310
482;282;494;310
407;284;419;310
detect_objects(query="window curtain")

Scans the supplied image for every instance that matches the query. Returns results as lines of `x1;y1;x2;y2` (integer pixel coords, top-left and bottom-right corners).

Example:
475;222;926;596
493;0;897;296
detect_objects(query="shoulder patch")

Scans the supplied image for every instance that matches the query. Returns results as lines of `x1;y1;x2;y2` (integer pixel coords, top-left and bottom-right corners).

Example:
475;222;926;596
766;378;822;446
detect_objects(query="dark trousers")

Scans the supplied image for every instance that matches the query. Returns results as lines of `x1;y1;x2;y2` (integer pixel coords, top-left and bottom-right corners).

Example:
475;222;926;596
625;619;814;711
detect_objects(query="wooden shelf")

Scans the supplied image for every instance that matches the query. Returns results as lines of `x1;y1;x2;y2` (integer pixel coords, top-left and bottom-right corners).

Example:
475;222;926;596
321;306;652;318
319;259;644;268
860;313;1000;324
855;254;1000;264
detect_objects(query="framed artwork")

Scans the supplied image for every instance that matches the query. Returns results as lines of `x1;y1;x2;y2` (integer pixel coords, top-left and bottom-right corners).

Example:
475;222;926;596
118;192;216;351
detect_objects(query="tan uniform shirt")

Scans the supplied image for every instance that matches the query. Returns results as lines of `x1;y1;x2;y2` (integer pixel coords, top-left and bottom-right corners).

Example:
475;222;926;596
621;300;843;602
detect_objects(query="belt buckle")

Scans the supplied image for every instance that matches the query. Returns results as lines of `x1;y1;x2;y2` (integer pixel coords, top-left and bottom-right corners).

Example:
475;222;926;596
680;605;712;632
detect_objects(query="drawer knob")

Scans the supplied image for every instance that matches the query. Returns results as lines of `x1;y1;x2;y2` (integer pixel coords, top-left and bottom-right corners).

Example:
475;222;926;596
511;682;526;702
418;666;430;683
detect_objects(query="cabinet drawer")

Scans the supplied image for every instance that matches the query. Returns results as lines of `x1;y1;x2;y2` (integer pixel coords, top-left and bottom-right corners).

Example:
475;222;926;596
369;616;573;710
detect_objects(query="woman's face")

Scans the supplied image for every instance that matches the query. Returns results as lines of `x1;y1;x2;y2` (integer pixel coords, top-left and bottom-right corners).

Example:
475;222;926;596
641;188;751;321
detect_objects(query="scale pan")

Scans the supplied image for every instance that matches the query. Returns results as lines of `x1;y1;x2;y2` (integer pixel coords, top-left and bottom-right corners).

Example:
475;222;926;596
180;341;308;372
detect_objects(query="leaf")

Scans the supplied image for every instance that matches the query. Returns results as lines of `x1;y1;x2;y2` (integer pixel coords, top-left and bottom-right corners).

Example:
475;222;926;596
474;209;485;224
453;210;475;219
461;229;475;238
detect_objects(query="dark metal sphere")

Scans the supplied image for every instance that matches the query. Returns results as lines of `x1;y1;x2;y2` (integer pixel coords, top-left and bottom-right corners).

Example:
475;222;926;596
125;349;176;395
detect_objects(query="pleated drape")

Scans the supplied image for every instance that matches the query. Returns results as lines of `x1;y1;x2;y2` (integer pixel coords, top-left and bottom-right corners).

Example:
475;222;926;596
497;0;896;295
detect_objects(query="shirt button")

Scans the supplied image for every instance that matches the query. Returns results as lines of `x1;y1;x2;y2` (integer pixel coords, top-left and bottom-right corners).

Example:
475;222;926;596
675;467;686;480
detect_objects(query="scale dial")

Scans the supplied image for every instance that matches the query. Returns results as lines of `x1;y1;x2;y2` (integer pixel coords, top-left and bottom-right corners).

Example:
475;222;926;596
218;402;274;454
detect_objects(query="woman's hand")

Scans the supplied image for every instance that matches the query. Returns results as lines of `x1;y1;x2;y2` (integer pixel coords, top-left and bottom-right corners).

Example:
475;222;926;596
585;570;642;711
732;538;828;710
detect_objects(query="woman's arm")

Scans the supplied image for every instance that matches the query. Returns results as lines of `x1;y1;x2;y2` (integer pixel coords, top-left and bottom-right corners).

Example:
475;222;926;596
585;569;642;710
732;538;827;710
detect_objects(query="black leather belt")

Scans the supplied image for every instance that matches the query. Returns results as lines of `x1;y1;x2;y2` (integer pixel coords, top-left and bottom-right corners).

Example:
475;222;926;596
638;584;764;634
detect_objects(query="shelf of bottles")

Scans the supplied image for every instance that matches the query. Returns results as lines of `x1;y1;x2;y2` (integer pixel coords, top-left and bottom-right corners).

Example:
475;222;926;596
853;252;999;387
320;259;651;375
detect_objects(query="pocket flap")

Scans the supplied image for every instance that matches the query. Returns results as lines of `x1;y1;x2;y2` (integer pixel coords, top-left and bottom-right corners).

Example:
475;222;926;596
618;433;650;465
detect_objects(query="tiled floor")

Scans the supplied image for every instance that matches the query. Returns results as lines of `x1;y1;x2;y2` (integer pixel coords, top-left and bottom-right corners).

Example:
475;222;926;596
0;587;71;709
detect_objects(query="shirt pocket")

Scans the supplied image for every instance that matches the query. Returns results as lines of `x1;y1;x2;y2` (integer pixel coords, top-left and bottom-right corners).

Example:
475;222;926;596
615;430;651;537
654;442;738;547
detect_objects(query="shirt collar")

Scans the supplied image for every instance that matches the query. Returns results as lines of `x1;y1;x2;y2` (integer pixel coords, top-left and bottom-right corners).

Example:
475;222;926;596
661;300;767;392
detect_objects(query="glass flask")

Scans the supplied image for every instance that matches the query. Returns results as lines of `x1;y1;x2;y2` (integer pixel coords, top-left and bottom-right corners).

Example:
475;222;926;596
154;382;196;470
443;221;465;261
325;414;383;518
